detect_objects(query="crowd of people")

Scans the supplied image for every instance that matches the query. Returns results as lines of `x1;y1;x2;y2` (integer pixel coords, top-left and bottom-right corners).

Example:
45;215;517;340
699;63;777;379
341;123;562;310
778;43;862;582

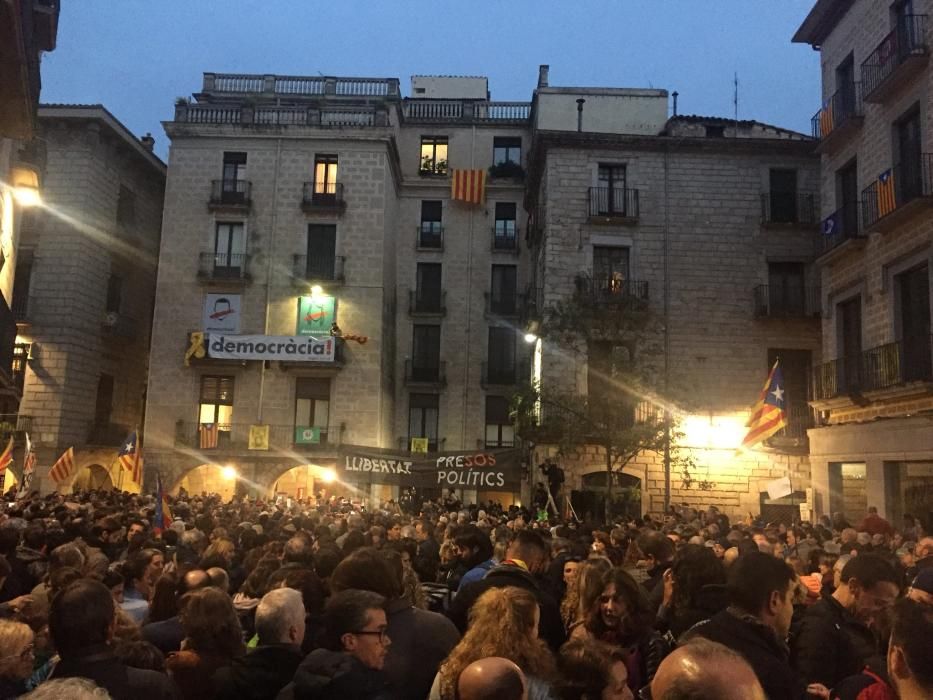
0;483;930;700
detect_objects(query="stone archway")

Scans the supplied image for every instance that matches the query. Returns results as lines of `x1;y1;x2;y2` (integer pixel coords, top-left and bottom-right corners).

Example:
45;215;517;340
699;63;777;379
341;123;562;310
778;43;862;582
171;464;238;501
576;466;645;521
60;448;131;494
71;464;114;491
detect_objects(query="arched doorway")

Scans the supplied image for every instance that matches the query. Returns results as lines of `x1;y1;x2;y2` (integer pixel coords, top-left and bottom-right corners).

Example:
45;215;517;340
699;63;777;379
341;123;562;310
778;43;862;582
71;464;114;491
173;464;237;501
573;471;642;522
270;463;357;503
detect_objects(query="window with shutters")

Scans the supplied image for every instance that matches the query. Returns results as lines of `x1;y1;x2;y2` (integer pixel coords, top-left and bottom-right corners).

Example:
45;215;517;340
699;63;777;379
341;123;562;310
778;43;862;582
409;393;439;450
490;265;518;315
295;377;330;444
411;325;441;381
415;263;443;313
199;375;234;429
213;222;246;276
769;169;798;223
487;327;517;384
485;396;514;448
220;152;248;203
493;203;518;250
307;224;338;280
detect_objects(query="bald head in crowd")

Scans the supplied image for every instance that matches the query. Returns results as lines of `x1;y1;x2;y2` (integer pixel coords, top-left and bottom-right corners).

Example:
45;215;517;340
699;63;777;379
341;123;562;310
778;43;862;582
458;657;527;700
651;638;766;700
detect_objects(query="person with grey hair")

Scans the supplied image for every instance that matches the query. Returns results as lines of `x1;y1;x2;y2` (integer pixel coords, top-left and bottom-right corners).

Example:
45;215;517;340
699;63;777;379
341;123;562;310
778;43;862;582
336;514;364;549
214;588;305;700
649;638;766;700
22;677;113;699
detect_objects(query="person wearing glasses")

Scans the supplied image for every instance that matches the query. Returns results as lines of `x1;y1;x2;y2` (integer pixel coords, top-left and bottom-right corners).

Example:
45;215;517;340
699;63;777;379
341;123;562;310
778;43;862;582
286;589;392;700
0;619;35;699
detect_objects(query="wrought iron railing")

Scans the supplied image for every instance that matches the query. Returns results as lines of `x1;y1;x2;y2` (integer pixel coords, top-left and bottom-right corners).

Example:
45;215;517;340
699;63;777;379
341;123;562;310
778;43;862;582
409;290;446;315
575;276;649;304
485;292;525;318
588;187;639;218
760;192;818;225
811;83;863;140
492;228;520;252
818;201;862;256
198;252;251;280
292;254;345;283
481;360;530;388
416;224;444;250
174;422;332;450
209;179;251;206
753;285;819;317
861;154;933;228
302;182;345;210
404;359;446;385
861;15;928;100
811;335;933;400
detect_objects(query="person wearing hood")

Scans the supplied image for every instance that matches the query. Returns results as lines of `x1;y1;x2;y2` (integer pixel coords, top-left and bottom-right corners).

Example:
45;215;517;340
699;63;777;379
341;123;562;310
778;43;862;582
214;588;305;700
279;589;392;700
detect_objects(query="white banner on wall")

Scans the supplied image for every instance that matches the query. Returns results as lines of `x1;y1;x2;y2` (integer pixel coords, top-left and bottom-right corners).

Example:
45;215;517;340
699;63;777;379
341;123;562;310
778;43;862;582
203;294;242;333
207;333;334;362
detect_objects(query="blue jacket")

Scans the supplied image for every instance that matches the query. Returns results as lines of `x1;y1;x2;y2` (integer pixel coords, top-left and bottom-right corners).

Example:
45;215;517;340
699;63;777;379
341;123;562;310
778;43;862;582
456;559;495;592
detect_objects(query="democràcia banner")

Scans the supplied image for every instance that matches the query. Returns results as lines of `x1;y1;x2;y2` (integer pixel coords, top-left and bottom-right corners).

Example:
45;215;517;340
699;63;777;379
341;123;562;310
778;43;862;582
337;445;523;489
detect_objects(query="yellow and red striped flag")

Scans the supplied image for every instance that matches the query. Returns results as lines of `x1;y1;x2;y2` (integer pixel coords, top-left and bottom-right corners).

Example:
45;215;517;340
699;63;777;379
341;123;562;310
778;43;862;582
740;361;787;450
819;99;834;137
0;436;12;492
451;169;486;205
49;447;75;486
877;169;896;217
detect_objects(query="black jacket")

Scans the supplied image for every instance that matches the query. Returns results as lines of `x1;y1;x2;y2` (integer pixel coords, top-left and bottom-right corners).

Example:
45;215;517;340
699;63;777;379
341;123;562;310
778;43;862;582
664;583;730;639
383;597;460;700
790;596;879;689
51;644;180;700
686;609;807;700
278;649;392;700
447;562;566;650
214;644;304;700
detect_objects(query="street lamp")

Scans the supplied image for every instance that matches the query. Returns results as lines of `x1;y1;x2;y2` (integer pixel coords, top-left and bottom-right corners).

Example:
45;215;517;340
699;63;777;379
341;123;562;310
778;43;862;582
524;332;538;344
221;465;237;480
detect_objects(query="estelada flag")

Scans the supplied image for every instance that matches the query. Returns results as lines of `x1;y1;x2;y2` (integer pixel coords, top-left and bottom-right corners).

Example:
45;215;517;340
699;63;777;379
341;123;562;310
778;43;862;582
741;361;787;450
118;430;143;484
451;169;485;205
819;99;834;137
877;169;896;218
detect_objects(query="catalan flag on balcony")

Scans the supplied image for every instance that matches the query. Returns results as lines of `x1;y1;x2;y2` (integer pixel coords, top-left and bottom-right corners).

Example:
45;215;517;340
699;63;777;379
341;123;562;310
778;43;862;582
451;169;486;205
819;99;834;137
740;360;787;450
49;447;75;486
877;168;896;217
200;423;219;449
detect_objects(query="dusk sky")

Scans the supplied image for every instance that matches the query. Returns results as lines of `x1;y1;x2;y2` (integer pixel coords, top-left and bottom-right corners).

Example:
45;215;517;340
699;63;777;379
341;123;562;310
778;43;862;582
41;1;821;160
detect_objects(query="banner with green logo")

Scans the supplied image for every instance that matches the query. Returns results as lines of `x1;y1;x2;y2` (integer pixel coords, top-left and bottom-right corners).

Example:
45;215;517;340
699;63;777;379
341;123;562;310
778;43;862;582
297;296;336;335
295;426;321;444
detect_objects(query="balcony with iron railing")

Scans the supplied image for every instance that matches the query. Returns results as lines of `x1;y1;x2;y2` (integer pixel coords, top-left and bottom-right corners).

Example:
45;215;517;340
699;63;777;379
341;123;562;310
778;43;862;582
208;179;251;211
416;224;444;251
409;290;446;317
492;227;520;253
301;182;345;214
765;402;815;447
481;359;530;388
811;83;864;151
12;294;30;324
574;275;649;306
174;421;333;451
817;201;864;261
292;255;346;285
588;187;639;222
485;292;525;319
861;15;928;103
861;155;933;232
760;192;818;227
810;335;933;402
0;415;33;444
197;252;251;284
753;285;820;318
404;359;447;387
398;436;441;452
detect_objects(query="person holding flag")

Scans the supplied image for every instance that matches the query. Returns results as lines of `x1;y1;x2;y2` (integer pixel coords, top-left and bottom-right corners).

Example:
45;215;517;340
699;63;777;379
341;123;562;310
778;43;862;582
740;360;788;450
16;434;35;501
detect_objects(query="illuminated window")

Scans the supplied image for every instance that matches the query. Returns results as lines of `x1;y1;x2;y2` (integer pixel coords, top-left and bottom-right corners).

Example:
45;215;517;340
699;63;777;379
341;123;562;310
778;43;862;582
199;375;234;432
313;155;338;196
409;393;439;450
420;136;448;175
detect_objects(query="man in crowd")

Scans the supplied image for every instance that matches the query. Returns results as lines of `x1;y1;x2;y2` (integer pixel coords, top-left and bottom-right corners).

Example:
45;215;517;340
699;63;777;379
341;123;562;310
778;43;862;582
650;638;766;700
685;551;807;700
458;657;527;700
214;587;305;700
636;530;674;610
142;568;211;653
887;597;933;700
791;553;900;689
414;518;440;583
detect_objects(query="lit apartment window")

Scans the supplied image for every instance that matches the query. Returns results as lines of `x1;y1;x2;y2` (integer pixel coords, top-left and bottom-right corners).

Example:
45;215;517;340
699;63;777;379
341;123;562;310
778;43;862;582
493;137;521;166
295;377;330;445
199;375;234;447
409;393;439;451
485;396;514;448
420;136;448;175
593;246;630;299
313;154;338;197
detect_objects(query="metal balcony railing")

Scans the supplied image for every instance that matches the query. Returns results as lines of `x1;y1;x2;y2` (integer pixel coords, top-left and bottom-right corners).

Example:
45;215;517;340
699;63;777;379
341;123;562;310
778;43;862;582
404;359;446;385
588;187;639;218
861;155;933;229
0;415;32;443
575;275;649;305
198;252;251;281
818;201;862;256
293;254;346;283
772;403;815;440
753;285;819;318
301;182;345;211
811;83;863;140
485;292;525;318
861;15;928;101
409;289;446;315
760;192;818;226
209;179;251;207
12;295;29;322
811;335;933;400
416;224;443;251
492;228;520;252
481;360;530;388
174;422;332;450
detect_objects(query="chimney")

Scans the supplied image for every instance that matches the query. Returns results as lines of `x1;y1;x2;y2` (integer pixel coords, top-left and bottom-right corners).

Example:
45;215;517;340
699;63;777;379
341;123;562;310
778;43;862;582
140;133;155;152
537;64;549;89
576;98;585;132
672;91;679;117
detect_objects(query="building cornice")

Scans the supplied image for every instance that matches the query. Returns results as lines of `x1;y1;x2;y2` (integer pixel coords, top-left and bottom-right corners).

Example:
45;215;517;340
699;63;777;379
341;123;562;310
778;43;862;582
792;0;853;47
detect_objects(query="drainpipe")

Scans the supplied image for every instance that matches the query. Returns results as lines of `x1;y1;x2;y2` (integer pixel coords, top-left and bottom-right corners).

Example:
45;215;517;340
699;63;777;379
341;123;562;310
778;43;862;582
576;99;585;132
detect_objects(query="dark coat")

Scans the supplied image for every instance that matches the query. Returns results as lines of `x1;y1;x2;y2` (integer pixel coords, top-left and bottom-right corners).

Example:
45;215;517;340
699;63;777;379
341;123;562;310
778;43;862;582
142;616;185;655
50;644;180;700
384;597;459;700
213;644;304;700
278;649;392;700
667;583;730;639
165;648;234;700
686;609;808;700
447;562;566;650
790;595;879;689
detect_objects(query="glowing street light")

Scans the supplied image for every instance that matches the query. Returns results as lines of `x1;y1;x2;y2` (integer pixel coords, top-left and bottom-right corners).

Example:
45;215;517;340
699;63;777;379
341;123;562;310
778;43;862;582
524;332;538;344
320;469;337;484
221;465;237;480
309;285;324;298
13;185;41;208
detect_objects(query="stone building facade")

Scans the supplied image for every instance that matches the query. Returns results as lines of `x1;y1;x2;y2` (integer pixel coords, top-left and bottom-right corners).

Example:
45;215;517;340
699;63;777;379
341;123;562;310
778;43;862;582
795;0;933;527
146;74;531;504
524;76;822;518
15;105;165;492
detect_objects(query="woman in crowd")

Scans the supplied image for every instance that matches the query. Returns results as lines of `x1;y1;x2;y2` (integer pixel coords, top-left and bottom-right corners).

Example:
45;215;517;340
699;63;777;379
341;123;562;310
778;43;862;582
165;586;246;699
432;586;557;700
0;620;35;699
561;558;612;633
558;639;633;700
656;544;727;639
571;568;668;692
